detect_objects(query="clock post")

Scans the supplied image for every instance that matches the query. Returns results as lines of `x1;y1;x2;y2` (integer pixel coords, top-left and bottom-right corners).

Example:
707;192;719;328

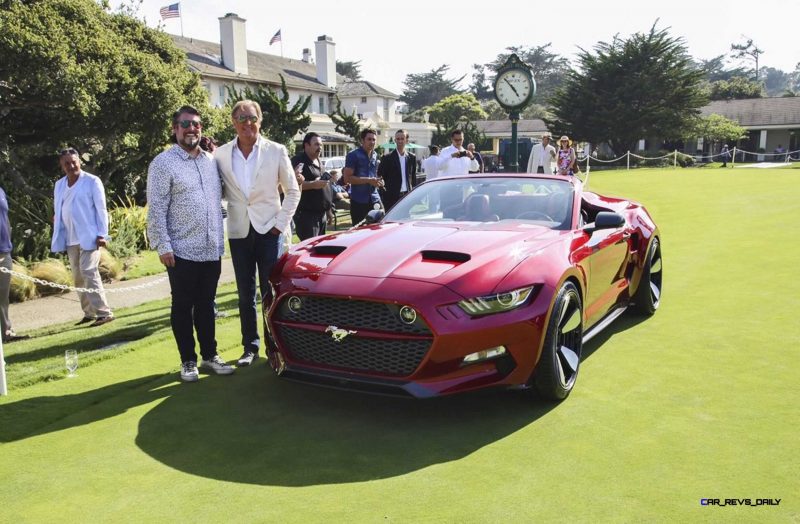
509;110;520;172
493;54;535;172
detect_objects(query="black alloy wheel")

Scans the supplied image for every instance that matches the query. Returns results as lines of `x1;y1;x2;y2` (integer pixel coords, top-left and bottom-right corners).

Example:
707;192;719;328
633;237;662;315
531;281;583;401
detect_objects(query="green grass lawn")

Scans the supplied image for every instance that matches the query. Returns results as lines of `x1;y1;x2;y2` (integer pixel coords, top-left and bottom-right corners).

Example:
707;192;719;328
1;167;798;522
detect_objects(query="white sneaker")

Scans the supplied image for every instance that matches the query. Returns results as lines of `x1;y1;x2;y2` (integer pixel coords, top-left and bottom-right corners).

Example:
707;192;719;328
200;355;235;375
181;361;199;382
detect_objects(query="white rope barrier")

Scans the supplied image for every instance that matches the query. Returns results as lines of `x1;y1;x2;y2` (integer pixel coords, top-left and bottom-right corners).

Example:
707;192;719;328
0;266;168;295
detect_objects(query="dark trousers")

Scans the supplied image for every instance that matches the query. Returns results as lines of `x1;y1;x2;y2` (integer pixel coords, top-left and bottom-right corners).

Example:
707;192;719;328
229;225;280;354
294;209;327;240
350;201;375;225
166;257;221;363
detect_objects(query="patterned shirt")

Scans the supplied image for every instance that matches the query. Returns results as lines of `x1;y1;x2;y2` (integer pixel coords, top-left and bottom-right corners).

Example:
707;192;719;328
147;145;224;262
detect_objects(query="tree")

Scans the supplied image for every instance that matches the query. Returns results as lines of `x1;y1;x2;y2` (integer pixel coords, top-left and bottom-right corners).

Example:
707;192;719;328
0;0;208;258
696;55;748;82
469;64;492;101
487;44;569;103
708;77;764;100
692;114;747;145
546;24;707;155
328;96;363;145
226;76;311;150
427;93;487;128
761;66;792;97
426;94;488;149
399;65;464;112
336;60;362;82
730;38;764;80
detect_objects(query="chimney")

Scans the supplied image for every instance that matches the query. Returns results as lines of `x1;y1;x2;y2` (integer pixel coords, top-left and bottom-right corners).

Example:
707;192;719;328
315;35;336;89
302;48;313;63
219;13;248;75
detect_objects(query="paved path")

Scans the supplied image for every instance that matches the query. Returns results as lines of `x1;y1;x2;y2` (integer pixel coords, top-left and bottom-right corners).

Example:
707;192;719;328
9;257;237;333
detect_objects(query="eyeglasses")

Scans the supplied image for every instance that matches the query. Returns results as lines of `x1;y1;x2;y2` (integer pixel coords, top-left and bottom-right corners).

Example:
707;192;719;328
235;114;259;124
178;120;202;129
59;148;78;156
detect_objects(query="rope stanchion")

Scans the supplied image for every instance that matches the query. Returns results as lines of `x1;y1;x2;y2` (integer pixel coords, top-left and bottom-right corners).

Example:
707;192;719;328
732;147;737;167
673;150;678;168
0;266;168;295
626;151;630;170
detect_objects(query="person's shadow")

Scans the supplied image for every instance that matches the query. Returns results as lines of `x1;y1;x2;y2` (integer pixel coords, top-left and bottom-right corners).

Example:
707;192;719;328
0;374;178;443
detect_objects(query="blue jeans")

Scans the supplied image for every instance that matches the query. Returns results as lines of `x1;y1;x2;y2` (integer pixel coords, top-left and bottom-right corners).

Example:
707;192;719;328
229;225;280;354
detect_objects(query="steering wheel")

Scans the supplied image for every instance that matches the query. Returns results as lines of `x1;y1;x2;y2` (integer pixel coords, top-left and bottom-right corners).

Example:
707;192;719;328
516;211;554;221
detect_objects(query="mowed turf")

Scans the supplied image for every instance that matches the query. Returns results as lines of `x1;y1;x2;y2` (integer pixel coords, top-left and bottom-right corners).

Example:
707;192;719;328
1;167;797;522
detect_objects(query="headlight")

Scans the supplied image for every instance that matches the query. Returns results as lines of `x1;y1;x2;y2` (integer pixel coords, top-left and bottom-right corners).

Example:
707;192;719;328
458;286;536;317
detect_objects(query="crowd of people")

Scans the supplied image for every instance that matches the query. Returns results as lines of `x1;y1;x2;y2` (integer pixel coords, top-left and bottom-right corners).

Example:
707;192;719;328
2;100;584;379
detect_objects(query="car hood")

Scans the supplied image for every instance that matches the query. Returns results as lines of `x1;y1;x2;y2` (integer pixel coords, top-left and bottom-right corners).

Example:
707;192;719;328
285;221;564;296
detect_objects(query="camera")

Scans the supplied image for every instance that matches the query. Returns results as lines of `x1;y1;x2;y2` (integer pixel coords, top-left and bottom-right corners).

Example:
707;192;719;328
457;150;468;158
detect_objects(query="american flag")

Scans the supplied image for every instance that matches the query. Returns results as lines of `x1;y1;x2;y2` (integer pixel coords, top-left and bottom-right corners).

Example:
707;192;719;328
159;3;180;20
269;29;282;46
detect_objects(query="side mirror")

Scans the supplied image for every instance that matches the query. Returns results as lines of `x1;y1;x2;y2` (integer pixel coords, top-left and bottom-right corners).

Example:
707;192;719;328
365;209;385;224
583;211;625;234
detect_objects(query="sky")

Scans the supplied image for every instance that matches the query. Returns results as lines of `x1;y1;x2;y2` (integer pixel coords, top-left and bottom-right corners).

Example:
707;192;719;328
111;0;799;95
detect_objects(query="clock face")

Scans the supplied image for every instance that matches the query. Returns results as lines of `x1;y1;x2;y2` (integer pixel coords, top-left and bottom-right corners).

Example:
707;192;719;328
495;70;532;108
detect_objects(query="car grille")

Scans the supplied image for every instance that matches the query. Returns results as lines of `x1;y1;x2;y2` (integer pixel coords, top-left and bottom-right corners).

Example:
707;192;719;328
275;295;431;335
275;325;431;377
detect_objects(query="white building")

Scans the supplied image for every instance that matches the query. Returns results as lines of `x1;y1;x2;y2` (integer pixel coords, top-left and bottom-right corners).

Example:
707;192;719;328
171;13;433;155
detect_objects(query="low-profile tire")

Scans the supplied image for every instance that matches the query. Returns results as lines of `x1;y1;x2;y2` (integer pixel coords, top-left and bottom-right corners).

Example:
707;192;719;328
632;237;662;316
530;281;583;401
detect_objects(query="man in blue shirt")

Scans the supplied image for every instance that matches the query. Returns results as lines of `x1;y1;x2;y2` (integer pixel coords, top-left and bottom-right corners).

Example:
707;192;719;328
344;128;383;225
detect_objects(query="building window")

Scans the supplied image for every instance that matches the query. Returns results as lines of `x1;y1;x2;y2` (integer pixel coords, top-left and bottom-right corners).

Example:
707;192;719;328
319;97;325;114
219;84;226;101
361;97;367;103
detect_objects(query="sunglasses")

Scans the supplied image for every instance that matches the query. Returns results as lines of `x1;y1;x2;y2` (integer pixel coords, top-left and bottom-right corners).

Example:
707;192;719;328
178;120;202;129
235;114;259;124
59;148;79;156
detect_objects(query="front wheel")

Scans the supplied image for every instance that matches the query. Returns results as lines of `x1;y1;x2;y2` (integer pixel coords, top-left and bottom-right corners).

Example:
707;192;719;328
632;237;662;316
530;282;583;401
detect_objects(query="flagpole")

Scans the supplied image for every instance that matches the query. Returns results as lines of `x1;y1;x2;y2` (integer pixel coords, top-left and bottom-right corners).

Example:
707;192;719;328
281;39;283;58
179;2;184;37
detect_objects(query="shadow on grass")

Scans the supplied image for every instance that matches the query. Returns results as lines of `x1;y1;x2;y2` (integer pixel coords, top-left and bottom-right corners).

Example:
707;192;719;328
0;374;177;443
581;311;651;361
135;369;556;486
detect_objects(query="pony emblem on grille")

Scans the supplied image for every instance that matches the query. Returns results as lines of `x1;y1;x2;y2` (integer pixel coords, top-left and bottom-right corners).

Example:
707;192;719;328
326;325;357;342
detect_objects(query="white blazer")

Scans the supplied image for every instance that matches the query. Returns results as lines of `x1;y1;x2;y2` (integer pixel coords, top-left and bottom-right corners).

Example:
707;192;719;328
215;137;300;239
51;171;109;253
527;143;557;174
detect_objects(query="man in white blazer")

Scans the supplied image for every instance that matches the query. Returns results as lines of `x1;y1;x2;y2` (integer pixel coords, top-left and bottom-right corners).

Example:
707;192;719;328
215;100;300;367
51;148;114;326
526;132;557;174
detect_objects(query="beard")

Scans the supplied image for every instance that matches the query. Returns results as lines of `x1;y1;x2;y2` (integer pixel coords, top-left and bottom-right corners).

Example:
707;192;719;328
180;134;201;150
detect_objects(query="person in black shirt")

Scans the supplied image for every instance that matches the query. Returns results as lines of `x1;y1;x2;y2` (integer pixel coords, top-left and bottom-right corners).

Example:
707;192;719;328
291;132;332;240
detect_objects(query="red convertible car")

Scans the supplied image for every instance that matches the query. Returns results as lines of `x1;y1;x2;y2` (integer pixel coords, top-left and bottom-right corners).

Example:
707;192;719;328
265;174;661;400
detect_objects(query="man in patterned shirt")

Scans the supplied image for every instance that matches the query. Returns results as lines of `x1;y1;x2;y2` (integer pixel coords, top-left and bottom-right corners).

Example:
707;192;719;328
147;105;234;382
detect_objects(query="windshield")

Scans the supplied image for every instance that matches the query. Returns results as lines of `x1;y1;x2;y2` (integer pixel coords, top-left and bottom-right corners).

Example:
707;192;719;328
384;176;575;230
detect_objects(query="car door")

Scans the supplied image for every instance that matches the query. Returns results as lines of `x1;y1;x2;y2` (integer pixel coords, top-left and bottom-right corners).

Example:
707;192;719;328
581;210;631;327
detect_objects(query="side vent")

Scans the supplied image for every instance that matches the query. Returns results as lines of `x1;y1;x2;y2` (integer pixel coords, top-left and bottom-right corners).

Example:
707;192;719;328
421;250;471;263
313;245;347;256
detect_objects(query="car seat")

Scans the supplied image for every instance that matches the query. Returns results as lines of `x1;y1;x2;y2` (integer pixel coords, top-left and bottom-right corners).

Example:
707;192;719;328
458;194;499;222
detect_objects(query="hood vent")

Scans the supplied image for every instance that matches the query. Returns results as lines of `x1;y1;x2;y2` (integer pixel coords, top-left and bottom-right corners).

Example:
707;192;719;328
313;245;347;256
421;250;471;263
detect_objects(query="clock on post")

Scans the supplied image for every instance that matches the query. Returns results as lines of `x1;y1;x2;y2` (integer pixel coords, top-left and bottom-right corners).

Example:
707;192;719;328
493;54;535;172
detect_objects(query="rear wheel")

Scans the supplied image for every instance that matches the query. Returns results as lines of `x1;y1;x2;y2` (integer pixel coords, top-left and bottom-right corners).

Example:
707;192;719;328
531;282;583;401
632;237;662;316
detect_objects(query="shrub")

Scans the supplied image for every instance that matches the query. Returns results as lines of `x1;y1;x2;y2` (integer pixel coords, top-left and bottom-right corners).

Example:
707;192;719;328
676;152;695;167
9;261;38;302
29;258;71;297
98;249;122;282
107;198;148;260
